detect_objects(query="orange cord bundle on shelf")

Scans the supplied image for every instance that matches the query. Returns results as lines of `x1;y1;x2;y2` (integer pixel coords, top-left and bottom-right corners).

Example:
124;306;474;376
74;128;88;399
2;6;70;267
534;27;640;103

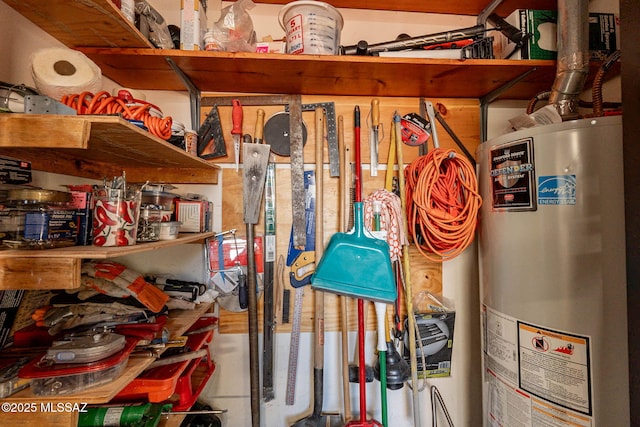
61;90;173;140
404;102;482;262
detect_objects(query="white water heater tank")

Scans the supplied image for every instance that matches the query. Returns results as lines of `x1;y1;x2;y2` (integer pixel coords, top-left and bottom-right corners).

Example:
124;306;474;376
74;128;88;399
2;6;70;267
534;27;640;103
477;116;629;426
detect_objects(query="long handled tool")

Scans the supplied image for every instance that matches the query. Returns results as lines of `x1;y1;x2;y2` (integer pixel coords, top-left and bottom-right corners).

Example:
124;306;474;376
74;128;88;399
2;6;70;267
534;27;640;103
338;115;352;422
393;112;421;426
291;107;336;427
259;108;277;402
242;132;271;427
314;106;395;427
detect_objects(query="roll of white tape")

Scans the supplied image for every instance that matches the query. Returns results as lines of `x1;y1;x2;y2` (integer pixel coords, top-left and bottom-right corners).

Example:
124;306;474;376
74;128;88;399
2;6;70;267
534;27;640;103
30;48;102;100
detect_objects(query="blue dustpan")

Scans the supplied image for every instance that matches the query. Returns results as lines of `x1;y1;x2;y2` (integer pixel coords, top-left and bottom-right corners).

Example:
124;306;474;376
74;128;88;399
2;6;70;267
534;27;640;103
312;201;396;303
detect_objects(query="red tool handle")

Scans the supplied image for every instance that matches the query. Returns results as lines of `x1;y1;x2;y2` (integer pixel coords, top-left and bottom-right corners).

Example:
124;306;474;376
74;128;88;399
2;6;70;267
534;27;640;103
354;105;362;202
231;99;243;135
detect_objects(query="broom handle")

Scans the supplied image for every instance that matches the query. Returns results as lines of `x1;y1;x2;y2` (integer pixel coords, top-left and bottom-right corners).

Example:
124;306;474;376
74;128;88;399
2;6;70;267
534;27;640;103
394;113;421;426
354;106;362;203
354;105;368;422
338;115;352;420
315;107;325;371
358;298;367;421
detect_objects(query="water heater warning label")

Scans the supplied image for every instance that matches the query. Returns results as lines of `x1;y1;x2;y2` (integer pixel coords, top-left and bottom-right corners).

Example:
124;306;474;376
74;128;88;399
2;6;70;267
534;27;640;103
483;305;594;427
518;322;592;415
489;138;536;211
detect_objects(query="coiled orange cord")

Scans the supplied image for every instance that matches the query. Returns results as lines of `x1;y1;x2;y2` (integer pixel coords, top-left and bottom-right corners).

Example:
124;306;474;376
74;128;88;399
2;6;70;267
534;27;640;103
61;91;173;140
405;148;482;261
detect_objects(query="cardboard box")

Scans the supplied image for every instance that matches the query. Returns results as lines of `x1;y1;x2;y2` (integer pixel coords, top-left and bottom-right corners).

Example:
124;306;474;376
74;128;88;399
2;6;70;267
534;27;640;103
175;199;211;232
497;10;619;60
404;312;456;378
589;13;618;60
0;156;31;185
66;185;93;246
180;0;207;50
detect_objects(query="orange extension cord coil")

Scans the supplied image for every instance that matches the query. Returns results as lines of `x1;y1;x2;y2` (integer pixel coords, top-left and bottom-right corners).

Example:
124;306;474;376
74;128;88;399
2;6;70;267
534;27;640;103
405;148;482;261
61;91;173;140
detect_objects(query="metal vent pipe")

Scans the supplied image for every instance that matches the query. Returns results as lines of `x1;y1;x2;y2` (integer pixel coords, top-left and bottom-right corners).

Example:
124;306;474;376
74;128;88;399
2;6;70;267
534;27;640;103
548;0;590;120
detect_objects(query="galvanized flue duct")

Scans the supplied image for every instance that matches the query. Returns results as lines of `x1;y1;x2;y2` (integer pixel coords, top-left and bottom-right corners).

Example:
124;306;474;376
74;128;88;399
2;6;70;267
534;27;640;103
548;0;590;120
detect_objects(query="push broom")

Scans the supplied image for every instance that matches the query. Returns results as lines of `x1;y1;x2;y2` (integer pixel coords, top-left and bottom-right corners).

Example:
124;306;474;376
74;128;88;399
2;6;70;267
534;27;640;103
312;105;397;426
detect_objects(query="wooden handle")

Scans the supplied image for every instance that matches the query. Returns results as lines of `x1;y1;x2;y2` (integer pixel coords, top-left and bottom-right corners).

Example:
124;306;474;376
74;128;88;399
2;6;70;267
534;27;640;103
314;106;325;368
254;109;265;142
372;98;380;127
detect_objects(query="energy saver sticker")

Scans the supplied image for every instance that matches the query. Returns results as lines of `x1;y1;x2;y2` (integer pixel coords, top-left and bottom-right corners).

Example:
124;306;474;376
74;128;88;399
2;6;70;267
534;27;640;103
538;175;576;205
489;138;536;210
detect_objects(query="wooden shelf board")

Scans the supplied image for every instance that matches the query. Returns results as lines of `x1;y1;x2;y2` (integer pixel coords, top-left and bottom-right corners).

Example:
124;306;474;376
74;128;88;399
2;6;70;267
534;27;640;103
254;0;557;16
0;115;219;184
2;0;152;48
0;232;216;260
4;0;558;40
79;48;561;100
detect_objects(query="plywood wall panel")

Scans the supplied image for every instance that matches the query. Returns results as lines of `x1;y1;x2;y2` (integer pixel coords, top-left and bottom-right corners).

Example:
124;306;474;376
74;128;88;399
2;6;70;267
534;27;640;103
212;95;478;334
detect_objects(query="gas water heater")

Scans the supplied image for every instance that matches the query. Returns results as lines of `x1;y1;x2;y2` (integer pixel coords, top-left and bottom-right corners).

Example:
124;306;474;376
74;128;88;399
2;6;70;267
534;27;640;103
478;116;630;426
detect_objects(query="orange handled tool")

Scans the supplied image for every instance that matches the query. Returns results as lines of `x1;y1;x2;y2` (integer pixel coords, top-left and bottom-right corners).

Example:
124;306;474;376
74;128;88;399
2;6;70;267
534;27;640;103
231;99;243;171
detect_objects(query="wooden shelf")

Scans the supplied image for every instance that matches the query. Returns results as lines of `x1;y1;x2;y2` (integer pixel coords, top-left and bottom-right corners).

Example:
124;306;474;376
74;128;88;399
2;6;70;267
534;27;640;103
3;0;557;44
4;0;564;101
254;0;557;16
2;0;152;48
0;115;219;184
0;303;211;426
79;48;561;100
0;232;216;290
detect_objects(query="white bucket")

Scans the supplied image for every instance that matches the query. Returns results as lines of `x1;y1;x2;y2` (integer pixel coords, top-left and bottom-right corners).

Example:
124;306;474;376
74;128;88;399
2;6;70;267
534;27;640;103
279;1;343;55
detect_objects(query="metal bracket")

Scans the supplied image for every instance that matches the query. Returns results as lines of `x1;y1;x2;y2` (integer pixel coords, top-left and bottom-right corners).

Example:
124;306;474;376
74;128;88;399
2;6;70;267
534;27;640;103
477;0;503;25
24;95;77;115
479;67;538;142
166;57;201;131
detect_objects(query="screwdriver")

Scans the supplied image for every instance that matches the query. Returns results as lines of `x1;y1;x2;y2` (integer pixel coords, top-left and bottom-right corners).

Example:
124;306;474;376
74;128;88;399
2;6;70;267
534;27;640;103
371;98;380;176
231;99;243;171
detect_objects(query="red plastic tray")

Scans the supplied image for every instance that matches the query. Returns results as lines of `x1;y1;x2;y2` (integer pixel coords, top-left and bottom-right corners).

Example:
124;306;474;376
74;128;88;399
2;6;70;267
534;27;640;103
114;317;216;403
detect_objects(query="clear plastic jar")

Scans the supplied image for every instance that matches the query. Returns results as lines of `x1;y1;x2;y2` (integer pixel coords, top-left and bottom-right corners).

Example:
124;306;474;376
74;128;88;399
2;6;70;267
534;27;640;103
0;189;77;249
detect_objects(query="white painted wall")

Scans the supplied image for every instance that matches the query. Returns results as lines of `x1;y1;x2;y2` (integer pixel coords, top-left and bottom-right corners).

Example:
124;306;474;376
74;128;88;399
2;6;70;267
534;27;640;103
1;0;620;425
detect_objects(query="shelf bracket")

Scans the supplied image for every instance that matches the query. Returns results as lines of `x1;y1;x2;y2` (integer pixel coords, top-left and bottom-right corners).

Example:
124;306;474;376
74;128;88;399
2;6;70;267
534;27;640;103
477;0;503;25
479;67;538;142
166;57;201;131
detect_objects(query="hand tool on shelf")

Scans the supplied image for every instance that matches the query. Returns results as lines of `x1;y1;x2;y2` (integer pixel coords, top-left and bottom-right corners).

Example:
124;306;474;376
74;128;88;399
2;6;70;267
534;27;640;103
242;132;271;427
231;98;243;171
340;24;486;55
370;98;380;177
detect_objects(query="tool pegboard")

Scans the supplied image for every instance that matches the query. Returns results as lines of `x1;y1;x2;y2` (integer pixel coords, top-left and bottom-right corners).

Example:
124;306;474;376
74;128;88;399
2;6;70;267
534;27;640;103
204;95;480;334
